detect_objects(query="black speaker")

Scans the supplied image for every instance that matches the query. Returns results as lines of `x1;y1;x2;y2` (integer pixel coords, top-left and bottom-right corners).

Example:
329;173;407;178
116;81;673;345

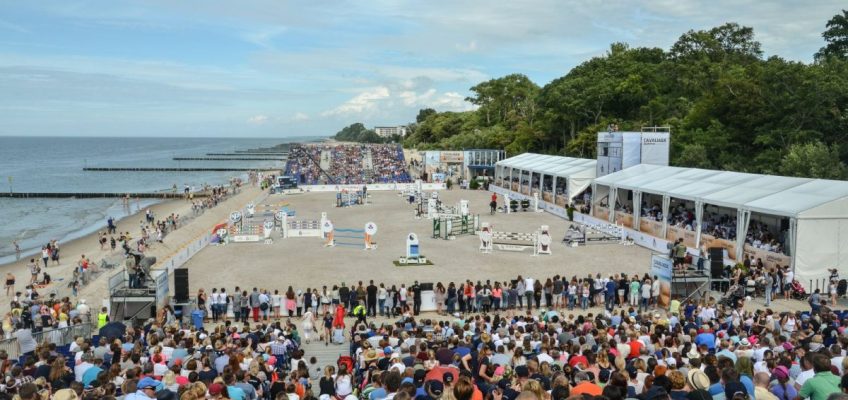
708;247;724;260
710;261;724;279
419;282;434;291
174;268;189;302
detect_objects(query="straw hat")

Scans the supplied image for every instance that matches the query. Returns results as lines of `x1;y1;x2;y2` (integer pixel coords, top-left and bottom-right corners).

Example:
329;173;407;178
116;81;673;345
687;369;710;391
364;349;379;362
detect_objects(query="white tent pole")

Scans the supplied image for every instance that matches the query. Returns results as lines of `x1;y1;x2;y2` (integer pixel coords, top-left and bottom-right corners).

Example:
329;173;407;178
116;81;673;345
609;186;617;223
735;209;751;261
694;200;704;249
789;217;798;272
661;195;670;238
633;191;641;230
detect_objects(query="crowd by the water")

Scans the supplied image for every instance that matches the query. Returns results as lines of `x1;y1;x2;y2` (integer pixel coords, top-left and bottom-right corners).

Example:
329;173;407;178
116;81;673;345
285;144;411;185
1;263;846;400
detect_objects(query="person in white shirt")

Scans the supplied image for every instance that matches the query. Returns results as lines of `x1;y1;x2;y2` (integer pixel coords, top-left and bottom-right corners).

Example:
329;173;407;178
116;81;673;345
784;267;794;300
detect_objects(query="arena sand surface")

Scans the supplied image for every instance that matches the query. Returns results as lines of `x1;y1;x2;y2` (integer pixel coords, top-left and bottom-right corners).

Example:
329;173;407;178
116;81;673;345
182;189;654;293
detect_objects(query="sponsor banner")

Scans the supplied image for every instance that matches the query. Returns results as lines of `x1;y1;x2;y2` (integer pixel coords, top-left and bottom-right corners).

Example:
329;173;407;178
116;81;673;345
595;207;610;221
232;235;261;242
542;192;553;203
615;213;634;229
440;151;464;163
701;234;737;261
641;132;670;166
743;245;792;270
298;183;445;192
640;219;663;237
666;226;696;248
650;255;673;309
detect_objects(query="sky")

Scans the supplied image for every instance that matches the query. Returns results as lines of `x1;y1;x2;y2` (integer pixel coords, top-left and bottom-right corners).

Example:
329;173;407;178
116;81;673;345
0;1;844;138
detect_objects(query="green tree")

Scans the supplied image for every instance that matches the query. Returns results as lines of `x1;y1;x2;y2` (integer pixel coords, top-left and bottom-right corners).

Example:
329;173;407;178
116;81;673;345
779;141;847;179
816;10;848;61
416;108;437;123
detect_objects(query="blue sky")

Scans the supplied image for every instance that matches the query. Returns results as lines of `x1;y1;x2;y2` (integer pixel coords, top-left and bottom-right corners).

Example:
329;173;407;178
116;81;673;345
0;1;843;138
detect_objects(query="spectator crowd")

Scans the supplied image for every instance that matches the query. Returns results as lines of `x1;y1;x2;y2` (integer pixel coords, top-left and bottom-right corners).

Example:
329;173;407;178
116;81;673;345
0;267;846;400
285;144;410;186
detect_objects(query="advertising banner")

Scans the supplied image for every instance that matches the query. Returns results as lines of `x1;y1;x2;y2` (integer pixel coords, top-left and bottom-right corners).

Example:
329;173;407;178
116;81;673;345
640;132;671;166
650;255;673;309
666;226;696;248
440;151;464;163
743;245;792;270
615;213;634;229
640;219;663;237
701;234;737;261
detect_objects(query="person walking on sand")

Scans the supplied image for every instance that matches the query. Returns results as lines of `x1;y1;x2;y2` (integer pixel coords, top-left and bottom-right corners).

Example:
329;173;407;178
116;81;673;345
41;246;49;269
13;241;20;261
5;272;14;296
28;259;39;285
50;240;60;265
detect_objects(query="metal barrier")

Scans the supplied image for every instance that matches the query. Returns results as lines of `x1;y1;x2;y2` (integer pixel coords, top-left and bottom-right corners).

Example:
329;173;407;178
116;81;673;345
0;322;96;359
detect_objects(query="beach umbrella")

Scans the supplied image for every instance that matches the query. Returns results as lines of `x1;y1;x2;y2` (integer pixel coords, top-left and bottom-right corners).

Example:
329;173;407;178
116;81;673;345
99;321;127;341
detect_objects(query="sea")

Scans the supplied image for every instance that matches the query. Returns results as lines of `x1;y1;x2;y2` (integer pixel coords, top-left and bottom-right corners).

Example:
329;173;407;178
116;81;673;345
0;136;320;265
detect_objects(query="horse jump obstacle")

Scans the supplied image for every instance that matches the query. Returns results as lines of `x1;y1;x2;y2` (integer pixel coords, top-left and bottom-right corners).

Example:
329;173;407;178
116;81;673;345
323;220;378;250
281;212;327;238
432;214;480;240
336;189;367;207
562;222;627;246
228;211;264;243
478;223;552;256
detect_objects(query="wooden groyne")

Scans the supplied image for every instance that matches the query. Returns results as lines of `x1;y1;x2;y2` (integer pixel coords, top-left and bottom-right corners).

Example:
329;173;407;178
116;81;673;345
206;152;288;156
172;157;285;161
83;167;278;172
0;192;207;199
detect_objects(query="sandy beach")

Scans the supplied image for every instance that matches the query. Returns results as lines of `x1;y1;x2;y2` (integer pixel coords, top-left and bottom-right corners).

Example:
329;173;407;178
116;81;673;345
0;185;266;316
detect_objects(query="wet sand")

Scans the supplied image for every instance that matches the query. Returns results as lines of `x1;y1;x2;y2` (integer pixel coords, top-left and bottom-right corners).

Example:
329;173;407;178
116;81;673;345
0;186;266;315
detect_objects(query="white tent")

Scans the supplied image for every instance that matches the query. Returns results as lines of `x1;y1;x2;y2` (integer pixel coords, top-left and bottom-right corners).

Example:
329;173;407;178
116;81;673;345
593;164;848;283
495;153;596;203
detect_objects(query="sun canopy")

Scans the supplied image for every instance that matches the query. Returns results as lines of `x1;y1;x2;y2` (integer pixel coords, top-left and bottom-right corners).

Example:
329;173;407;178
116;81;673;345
496;153;596;200
592;164;848;218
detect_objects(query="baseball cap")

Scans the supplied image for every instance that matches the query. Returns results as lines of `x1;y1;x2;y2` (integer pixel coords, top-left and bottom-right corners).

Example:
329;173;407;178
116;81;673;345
138;377;159;390
724;381;747;400
208;383;226;396
515;365;529;378
443;371;455;383
772;366;789;381
427;380;444;396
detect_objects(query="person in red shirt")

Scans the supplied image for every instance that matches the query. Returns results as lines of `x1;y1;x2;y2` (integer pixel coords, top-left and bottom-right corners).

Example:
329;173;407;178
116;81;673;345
489;193;498;215
628;333;643;359
571;371;602;396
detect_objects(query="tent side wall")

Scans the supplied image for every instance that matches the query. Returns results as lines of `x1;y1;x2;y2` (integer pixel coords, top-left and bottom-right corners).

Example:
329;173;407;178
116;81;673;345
794;217;848;286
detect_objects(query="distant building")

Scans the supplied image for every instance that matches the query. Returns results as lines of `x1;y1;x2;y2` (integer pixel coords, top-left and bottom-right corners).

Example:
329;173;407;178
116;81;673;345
374;126;407;138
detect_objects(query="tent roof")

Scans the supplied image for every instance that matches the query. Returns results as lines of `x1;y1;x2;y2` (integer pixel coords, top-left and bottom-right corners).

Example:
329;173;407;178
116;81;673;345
593;164;848;217
497;153;596;179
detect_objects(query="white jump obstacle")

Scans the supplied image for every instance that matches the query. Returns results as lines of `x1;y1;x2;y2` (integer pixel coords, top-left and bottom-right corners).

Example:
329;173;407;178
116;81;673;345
478;223;552;256
323;220;378;250
562;222;627;246
281;212;327;238
426;198;468;220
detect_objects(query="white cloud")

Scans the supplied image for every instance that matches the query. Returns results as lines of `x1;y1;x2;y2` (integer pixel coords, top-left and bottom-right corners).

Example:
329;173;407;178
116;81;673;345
322;86;390;116
292;112;309;121
456;40;478;52
247;114;269;124
241;25;287;48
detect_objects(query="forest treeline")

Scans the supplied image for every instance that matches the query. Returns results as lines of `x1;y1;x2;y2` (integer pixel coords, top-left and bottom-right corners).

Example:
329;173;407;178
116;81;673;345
394;16;848;179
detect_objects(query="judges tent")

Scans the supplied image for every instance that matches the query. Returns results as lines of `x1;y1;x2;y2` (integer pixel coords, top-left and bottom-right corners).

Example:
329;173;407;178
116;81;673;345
494;153;596;207
592;164;848;283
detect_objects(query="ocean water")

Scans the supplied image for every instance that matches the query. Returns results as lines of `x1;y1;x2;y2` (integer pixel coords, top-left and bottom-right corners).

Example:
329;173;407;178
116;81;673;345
0;136;320;264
